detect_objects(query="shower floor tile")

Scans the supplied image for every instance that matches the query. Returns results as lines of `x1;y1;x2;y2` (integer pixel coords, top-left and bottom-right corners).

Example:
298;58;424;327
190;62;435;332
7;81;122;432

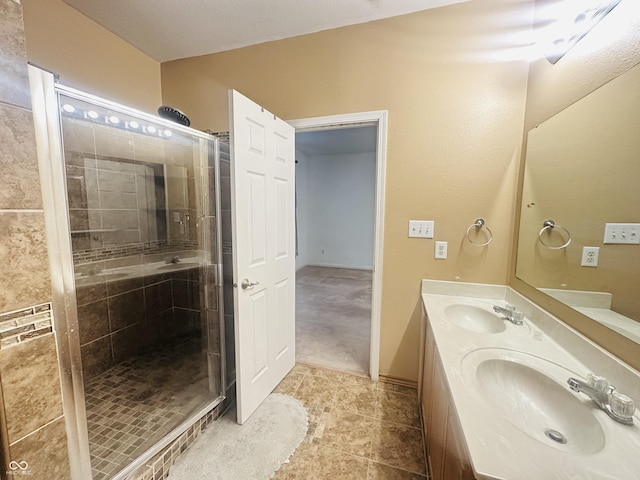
84;335;216;480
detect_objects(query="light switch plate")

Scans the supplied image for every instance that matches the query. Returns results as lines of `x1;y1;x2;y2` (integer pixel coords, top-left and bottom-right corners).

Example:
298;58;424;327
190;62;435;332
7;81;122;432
603;223;640;244
581;246;599;267
435;241;448;259
408;220;434;238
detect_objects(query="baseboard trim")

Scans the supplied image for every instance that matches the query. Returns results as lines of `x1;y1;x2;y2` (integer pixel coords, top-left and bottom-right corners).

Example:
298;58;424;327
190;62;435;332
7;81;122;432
302;263;374;271
379;374;418;389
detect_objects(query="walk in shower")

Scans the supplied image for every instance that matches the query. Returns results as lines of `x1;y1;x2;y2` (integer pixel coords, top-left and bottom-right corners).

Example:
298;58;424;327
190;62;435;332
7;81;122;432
29;68;226;479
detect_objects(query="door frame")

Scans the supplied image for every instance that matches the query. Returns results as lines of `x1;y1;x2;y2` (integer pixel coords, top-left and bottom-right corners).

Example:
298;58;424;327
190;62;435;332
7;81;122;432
289;111;388;381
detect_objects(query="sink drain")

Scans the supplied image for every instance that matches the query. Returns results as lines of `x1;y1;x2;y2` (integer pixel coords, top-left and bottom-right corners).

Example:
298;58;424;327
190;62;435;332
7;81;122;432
545;429;567;444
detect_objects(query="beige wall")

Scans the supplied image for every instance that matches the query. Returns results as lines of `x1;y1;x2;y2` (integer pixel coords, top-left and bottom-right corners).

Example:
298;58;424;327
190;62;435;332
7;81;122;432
161;0;532;381
512;0;640;371
21;0;161;113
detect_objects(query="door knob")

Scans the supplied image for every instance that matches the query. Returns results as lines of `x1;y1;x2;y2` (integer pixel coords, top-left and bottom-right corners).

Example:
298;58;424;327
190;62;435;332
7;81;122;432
241;278;260;290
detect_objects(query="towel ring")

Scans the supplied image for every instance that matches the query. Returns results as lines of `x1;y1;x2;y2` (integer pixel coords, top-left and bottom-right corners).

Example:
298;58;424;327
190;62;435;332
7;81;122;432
466;218;493;247
538;219;572;249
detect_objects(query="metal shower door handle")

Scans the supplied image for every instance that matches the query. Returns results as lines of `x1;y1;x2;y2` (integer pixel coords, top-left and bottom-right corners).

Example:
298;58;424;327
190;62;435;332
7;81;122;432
241;278;260;290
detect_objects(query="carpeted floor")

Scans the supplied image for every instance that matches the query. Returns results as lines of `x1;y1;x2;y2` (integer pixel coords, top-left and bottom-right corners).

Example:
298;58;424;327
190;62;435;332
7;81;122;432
296;266;372;375
167;394;308;480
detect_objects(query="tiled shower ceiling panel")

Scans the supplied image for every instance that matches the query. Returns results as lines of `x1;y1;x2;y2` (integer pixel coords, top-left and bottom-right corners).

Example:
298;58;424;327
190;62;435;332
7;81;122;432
62;0;469;62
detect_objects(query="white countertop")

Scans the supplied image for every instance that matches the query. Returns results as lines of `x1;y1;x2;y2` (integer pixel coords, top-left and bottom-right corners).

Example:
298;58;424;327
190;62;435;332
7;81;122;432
421;280;640;480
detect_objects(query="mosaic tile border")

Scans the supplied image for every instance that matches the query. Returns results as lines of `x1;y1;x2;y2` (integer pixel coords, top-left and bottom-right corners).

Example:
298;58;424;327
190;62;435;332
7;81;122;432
73;240;199;264
0;303;53;349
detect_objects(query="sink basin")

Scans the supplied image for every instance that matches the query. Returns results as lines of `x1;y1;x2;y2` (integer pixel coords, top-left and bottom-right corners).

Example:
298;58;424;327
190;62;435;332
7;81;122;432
157;262;201;271
463;349;605;454
444;304;506;334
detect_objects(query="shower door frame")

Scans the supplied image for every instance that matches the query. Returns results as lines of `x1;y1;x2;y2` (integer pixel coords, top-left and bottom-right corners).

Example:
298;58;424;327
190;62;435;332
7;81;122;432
29;66;226;480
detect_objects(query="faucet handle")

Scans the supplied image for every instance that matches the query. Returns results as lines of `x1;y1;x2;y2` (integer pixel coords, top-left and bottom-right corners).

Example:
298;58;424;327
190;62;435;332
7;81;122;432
610;392;636;418
587;374;611;393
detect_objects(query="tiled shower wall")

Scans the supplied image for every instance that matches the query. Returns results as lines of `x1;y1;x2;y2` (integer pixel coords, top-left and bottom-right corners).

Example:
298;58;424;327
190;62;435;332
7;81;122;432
0;0;71;478
77;267;204;381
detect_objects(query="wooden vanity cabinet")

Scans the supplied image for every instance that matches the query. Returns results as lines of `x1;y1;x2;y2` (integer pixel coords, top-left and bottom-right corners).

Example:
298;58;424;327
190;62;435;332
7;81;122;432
421;308;476;480
443;404;476;479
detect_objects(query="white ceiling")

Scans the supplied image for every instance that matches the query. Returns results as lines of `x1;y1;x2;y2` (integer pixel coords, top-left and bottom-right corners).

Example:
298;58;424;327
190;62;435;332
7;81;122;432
296;126;377;156
62;0;468;62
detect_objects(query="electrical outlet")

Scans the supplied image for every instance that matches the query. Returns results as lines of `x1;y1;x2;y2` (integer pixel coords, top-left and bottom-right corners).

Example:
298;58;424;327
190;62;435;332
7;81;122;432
581;246;599;267
435;241;448;259
603;223;640;244
408;220;434;238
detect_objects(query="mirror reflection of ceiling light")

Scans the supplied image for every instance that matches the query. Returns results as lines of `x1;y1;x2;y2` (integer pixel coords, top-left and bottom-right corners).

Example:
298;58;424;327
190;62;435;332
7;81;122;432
59;103;177;140
543;0;621;64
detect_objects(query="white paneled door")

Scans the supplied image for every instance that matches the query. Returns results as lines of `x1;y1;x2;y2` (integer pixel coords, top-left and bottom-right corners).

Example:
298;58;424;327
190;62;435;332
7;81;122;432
229;90;296;424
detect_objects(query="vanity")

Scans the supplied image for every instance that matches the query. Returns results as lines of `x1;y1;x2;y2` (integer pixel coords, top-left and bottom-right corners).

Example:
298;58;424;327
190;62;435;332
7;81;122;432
419;280;640;480
417;23;640;479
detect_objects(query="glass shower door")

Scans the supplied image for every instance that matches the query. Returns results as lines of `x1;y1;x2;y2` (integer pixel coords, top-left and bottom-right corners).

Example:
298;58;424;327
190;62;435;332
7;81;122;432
51;89;224;480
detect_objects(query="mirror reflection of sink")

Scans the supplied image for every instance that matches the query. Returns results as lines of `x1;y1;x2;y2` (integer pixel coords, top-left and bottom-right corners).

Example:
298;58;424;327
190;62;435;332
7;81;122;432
444;304;506;334
463;349;605;454
97;272;129;281
157;262;200;271
75;272;129;285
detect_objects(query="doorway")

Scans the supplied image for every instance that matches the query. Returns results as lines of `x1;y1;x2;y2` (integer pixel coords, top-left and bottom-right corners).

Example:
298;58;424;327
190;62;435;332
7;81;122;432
290;112;388;380
228;100;387;422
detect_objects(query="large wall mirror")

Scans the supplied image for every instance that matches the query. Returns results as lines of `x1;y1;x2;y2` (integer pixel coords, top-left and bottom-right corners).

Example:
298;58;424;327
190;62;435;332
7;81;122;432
60;95;202;258
516;61;640;345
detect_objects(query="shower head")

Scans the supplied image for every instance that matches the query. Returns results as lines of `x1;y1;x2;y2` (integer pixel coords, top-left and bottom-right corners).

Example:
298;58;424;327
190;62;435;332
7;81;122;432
157;105;190;126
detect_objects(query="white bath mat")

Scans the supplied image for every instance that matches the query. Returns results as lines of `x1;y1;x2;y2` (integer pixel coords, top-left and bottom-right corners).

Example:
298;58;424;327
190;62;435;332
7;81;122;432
168;393;308;480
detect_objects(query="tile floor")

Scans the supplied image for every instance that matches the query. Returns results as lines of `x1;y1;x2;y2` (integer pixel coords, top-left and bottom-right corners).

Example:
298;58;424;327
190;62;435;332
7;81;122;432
84;335;217;480
272;363;428;479
296;266;372;375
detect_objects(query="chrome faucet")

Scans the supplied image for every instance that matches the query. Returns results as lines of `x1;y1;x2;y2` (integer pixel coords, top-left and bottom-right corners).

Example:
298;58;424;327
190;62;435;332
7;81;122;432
567;374;635;426
493;305;524;325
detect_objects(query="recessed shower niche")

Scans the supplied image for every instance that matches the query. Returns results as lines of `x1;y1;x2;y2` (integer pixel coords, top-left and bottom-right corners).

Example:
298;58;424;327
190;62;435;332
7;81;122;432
31;68;227;480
